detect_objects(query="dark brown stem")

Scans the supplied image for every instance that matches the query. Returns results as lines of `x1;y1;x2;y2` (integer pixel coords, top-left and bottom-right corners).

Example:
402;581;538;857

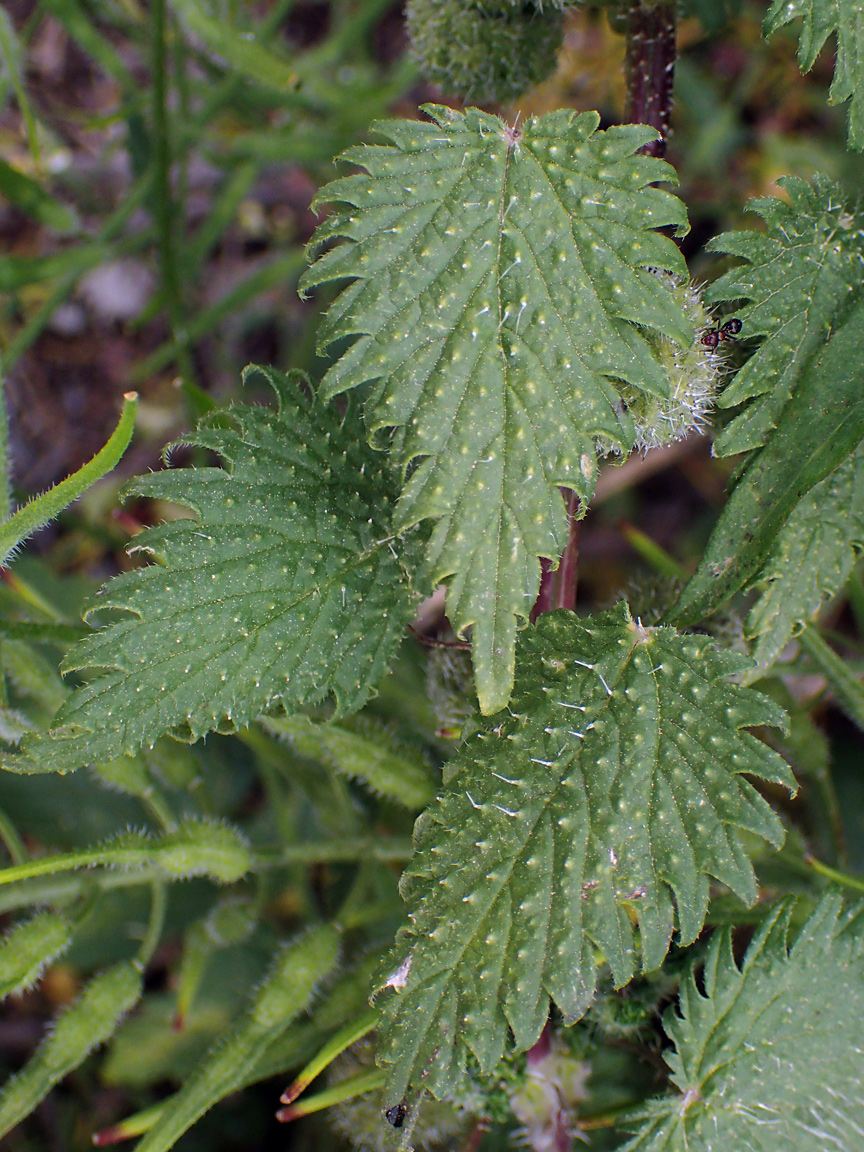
624;0;678;157
531;488;580;621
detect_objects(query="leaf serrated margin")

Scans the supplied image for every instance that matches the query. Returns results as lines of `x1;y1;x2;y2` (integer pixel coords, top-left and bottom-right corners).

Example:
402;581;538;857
764;0;864;149
375;606;794;1103
621;893;864;1151
302;104;692;714
3;368;421;774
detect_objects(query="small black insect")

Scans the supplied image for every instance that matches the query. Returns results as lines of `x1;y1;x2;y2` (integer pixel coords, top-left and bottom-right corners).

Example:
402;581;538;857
700;317;743;349
385;1104;407;1129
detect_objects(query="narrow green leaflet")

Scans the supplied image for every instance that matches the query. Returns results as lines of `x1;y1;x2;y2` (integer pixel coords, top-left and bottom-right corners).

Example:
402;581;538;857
262;715;436;810
669;291;864;628
135;925;340;1152
765;0;864;148
708;177;864;456
303;104;691;713
3;368;420;774
746;439;864;678
376;606;794;1102
622;895;864;1151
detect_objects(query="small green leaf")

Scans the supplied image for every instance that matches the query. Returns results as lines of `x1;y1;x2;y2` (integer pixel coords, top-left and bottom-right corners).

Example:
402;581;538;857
764;0;864;148
707;177;864;456
746;439;864;678
376;606;794;1101
3;369;420;774
622;894;864;1151
262;714;436;809
670;292;864;628
168;0;300;91
304;104;690;713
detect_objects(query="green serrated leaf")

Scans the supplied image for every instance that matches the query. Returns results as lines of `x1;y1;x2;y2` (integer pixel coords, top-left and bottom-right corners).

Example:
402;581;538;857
304;104;690;713
3;369;420;774
376;605;794;1101
764;0;864;149
622;894;864;1151
707;176;864;456
746;439;864;678
670;291;864;628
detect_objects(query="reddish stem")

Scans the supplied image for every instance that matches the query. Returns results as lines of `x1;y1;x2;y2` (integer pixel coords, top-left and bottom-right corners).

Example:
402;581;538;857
531;488;580;621
624;0;678;157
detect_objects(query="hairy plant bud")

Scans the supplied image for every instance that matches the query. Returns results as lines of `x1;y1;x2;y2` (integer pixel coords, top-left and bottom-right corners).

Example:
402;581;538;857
597;275;723;457
406;0;564;104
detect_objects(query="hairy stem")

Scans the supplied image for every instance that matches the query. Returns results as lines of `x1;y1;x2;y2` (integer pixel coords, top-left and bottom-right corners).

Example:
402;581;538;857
532;488;580;620
624;0;678;157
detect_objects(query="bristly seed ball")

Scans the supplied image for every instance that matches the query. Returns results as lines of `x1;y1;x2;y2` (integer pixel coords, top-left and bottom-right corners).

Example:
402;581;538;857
595;274;725;457
406;0;564;104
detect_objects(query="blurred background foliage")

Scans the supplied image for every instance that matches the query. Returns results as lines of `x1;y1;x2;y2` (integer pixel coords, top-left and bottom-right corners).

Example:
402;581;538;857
0;2;863;1150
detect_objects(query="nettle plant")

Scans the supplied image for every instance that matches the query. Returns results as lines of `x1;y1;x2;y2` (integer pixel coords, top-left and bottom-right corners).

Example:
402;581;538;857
3;1;864;1150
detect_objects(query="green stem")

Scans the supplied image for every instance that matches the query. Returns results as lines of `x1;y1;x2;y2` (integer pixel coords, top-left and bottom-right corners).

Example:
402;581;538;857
0;865;168;916
804;853;864;897
277;1070;386;1123
0;361;11;525
150;0;195;388
531;489;580;620
0;847;130;886
0;393;138;567
1;571;66;622
141;789;178;833
846;570;864;641
0;803;27;865
619;521;688;580
0;8;40;166
137;881;168;966
0;836;412;888
279;1009;377;1107
93;1103;165;1147
799;623;864;733
260;837;414;868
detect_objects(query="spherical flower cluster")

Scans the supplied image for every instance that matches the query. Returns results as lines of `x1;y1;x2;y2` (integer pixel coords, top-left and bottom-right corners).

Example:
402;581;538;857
598;276;725;457
406;0;564;104
326;1038;466;1151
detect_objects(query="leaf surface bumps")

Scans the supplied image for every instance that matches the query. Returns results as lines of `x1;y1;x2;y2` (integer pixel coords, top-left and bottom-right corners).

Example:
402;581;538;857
708;177;864;456
670;291;864;628
623;895;864;1151
304;104;691;712
4;368;419;774
746;439;864;677
377;606;794;1101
